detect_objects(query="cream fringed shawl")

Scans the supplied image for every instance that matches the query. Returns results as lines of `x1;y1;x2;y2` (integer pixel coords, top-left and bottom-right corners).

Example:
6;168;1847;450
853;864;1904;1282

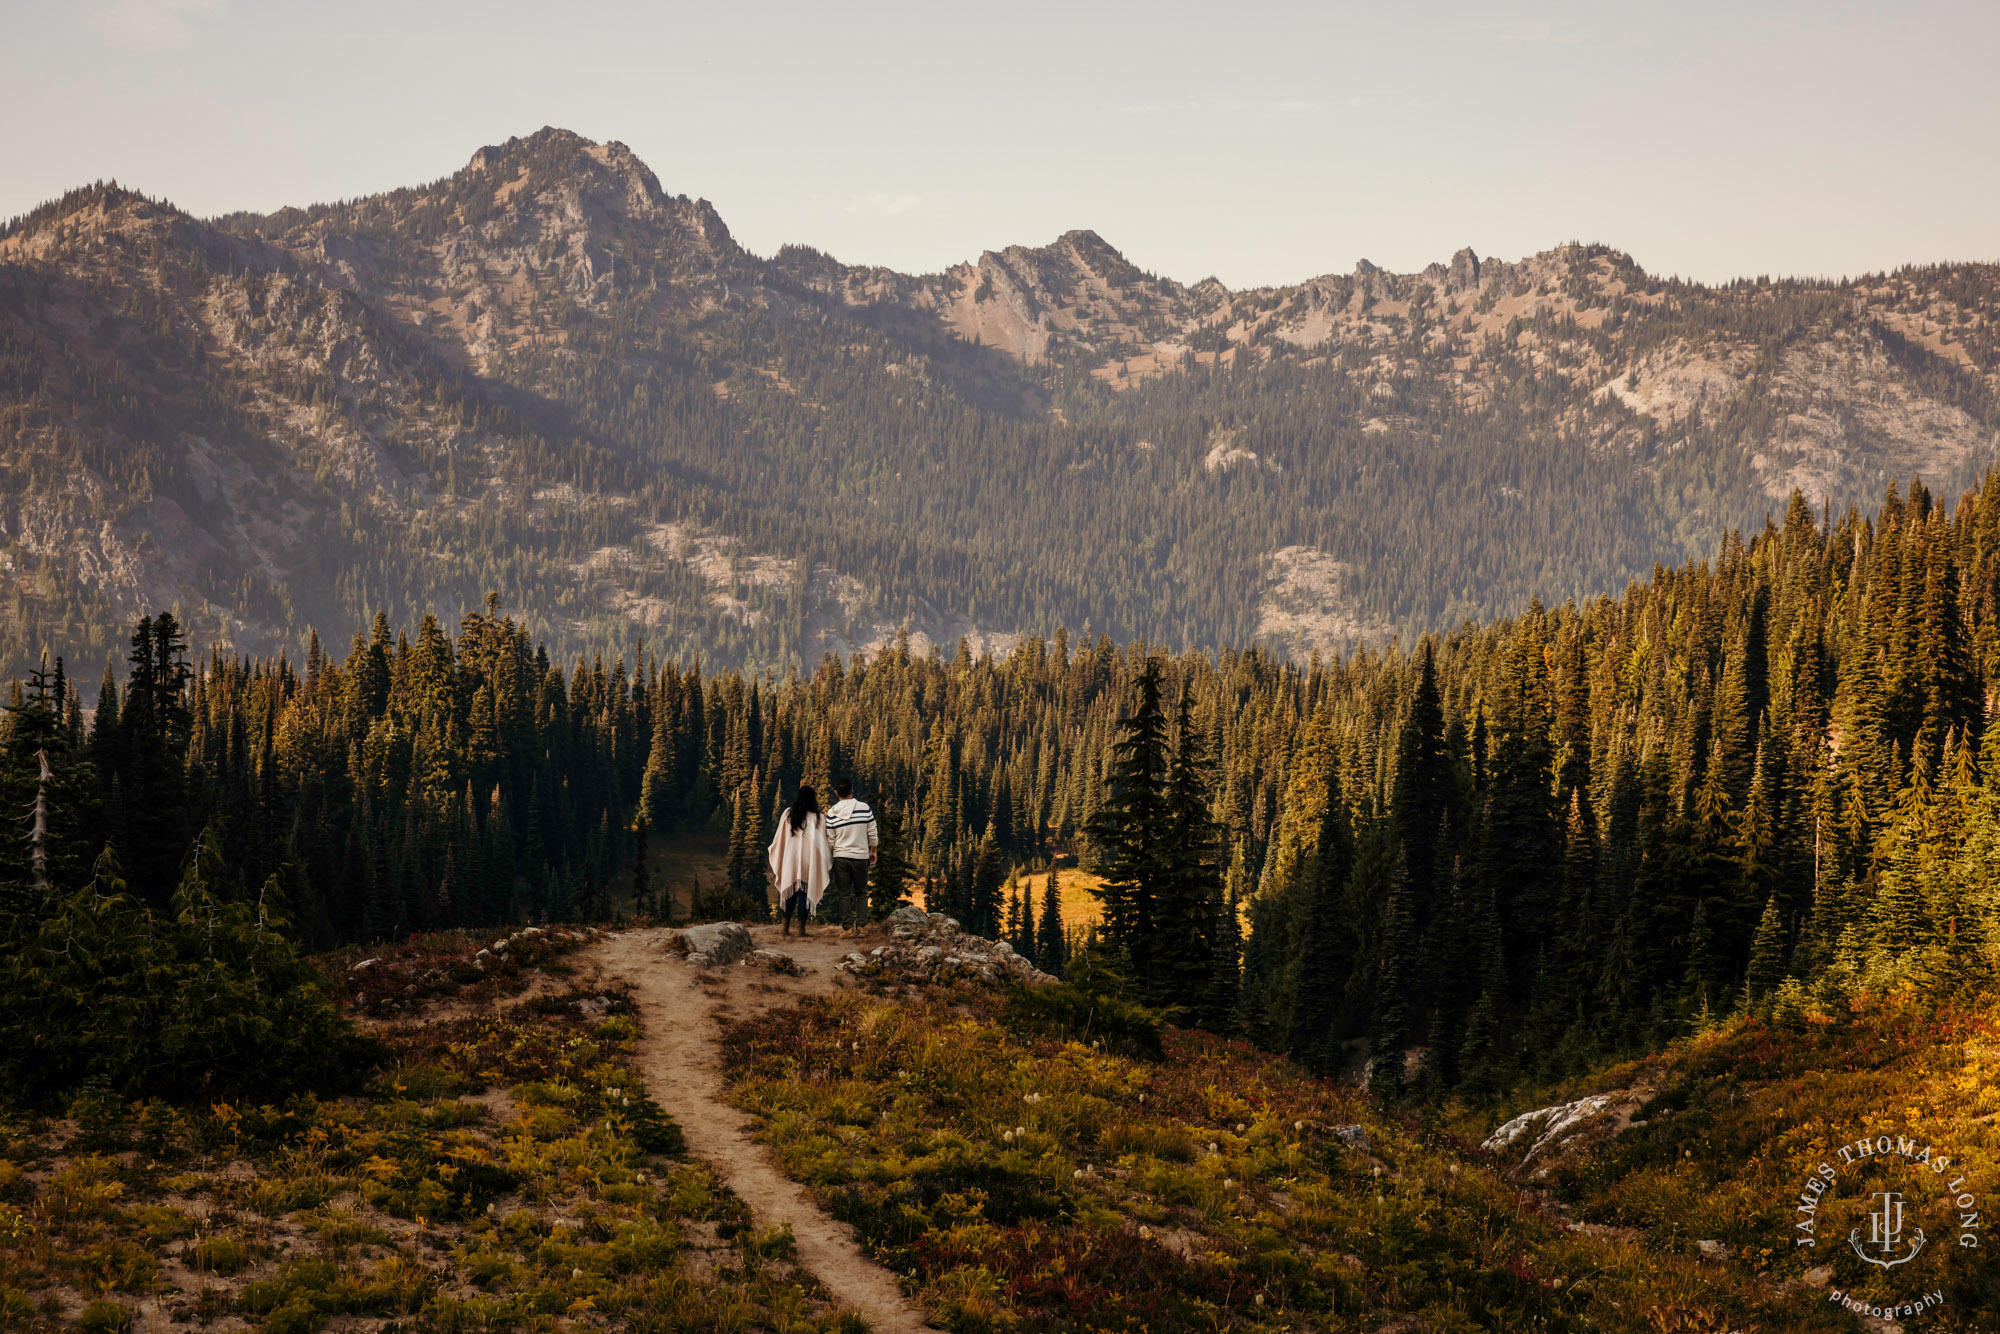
766;812;830;912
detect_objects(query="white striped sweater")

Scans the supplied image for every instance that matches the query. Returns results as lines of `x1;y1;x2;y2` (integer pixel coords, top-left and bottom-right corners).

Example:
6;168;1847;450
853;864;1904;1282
825;798;878;860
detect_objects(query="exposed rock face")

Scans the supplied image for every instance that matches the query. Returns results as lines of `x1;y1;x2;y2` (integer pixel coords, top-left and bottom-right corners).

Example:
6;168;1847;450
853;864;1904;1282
835;905;1054;985
1253;546;1389;656
254;127;748;374
1481;1077;1658;1180
906;229;1220;366
1447;246;1481;293
1484;1096;1615;1157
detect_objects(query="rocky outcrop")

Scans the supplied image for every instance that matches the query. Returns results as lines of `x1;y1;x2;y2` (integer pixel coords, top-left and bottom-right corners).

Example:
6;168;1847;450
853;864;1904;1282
1480;1075;1659;1180
899;228;1217;365
1446;246;1481;293
835;905;1054;985
1483;1096;1615;1157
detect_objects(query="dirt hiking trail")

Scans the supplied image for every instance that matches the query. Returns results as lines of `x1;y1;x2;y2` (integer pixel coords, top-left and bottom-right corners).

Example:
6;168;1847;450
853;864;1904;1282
597;924;939;1334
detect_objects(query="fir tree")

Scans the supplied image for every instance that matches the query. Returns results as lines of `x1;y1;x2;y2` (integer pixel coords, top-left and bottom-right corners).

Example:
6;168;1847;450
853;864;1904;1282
114;614;195;905
1286;768;1352;1075
726;783;760;911
1037;868;1068;977
1744;892;1787;1002
632;816;652;917
968;820;1005;937
1007;871;1036;959
1206;865;1243;1033
1392;639;1451;929
641;698;677;834
870;802;914;919
1550;787;1599;1017
0;662;96;923
1481;608;1559;990
1365;833;1415;1093
1159;687;1223;1018
1083;657;1175;995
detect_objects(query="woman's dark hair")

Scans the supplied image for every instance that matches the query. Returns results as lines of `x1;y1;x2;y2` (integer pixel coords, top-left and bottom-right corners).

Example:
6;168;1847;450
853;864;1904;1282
786;785;820;833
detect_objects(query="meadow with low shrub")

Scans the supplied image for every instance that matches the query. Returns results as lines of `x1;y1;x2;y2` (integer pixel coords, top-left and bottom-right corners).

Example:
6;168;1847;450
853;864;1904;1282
0;933;865;1334
1479;994;2000;1324
720;979;1851;1333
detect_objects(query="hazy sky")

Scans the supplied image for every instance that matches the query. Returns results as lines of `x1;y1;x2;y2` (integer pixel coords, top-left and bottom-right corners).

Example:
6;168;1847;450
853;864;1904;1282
4;0;1996;289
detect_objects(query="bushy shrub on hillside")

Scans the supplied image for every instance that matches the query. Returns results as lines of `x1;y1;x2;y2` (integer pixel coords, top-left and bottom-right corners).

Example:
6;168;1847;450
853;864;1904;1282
1004;981;1164;1059
0;830;355;1104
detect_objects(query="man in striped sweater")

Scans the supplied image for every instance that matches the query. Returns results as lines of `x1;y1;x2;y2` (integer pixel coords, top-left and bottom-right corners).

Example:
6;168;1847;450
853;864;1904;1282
824;778;878;927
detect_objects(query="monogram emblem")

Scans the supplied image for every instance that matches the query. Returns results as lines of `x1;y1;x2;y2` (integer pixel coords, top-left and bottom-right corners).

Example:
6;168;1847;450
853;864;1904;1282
1850;1191;1926;1268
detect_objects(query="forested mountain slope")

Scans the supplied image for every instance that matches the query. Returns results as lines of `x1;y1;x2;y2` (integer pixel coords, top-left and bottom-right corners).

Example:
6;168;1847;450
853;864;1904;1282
7;473;1997;1073
3;126;1998;681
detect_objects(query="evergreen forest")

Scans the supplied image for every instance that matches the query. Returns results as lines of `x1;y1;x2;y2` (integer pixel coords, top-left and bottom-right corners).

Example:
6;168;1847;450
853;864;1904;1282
5;473;1999;1103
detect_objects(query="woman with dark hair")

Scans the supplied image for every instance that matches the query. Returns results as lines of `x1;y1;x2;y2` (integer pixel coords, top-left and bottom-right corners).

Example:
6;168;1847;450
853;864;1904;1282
766;784;831;935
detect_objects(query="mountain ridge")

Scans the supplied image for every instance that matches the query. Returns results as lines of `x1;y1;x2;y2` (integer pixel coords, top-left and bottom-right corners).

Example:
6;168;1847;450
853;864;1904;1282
1;126;1997;681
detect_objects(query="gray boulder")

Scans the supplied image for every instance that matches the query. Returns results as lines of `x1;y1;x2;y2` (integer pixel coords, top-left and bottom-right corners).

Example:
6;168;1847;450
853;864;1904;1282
678;921;754;968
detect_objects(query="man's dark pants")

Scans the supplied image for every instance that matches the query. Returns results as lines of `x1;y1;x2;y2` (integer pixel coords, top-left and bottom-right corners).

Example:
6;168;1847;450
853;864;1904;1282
828;857;870;926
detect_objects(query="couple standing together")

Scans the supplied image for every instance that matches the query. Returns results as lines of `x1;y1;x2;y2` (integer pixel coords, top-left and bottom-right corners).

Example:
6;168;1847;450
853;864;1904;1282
764;779;877;935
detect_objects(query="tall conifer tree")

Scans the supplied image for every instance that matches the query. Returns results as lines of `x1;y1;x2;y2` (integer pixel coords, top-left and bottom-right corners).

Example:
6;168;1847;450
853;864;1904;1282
1084;658;1174;992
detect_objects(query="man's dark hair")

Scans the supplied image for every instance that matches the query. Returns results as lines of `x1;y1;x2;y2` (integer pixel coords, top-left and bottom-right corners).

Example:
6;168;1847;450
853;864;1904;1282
836;778;854;798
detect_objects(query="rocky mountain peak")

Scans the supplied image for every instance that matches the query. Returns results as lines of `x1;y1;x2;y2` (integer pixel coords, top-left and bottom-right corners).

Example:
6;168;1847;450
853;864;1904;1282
453;126;719;236
0;182;261;279
463;125;593;175
1447;246;1481;292
1049;227;1123;265
2;182;175;248
221;128;746;365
